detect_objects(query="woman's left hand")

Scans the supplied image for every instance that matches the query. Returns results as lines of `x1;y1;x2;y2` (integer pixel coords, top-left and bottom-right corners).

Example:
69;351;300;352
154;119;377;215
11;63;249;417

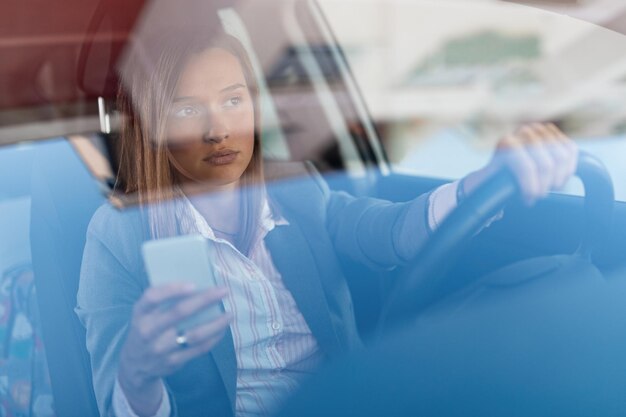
463;123;578;205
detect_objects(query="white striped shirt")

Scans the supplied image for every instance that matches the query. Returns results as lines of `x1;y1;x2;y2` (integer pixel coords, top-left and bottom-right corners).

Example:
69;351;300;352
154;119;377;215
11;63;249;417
180;196;324;416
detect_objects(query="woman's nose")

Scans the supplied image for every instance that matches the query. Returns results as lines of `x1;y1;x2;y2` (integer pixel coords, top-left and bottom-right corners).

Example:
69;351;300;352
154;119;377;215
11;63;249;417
202;130;229;144
202;119;229;144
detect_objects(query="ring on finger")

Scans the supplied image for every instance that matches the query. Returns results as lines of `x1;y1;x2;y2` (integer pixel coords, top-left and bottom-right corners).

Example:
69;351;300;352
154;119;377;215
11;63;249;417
175;330;189;349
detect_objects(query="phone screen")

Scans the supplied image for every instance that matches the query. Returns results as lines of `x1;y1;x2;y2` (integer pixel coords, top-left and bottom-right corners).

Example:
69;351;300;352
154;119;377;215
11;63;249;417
142;234;223;330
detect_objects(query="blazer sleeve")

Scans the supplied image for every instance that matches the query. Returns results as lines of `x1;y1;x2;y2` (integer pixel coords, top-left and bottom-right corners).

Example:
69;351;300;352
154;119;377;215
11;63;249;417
74;204;158;417
304;164;433;270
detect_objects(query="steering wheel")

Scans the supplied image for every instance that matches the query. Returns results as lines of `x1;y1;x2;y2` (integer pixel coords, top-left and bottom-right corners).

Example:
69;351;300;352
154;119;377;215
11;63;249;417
378;151;614;331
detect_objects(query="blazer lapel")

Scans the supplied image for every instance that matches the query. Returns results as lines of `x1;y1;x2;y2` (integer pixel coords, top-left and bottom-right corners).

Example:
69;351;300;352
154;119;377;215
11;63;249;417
210;326;237;414
265;222;342;356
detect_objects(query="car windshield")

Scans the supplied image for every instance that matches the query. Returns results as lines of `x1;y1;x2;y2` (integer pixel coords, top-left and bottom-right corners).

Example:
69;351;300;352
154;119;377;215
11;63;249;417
1;1;626;416
319;0;626;200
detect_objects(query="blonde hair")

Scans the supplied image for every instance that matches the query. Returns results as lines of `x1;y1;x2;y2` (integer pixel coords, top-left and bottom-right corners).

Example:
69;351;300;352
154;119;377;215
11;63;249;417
116;32;264;255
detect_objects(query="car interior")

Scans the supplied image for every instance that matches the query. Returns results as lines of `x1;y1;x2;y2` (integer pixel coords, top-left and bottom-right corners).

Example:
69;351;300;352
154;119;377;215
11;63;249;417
2;0;626;416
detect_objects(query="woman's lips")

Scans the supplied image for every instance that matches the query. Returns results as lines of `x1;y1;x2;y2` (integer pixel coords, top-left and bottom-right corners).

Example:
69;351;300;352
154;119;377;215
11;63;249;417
203;150;239;166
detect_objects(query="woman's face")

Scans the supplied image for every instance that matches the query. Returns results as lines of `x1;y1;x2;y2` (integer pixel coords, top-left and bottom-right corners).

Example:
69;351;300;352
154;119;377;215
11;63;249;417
165;47;255;191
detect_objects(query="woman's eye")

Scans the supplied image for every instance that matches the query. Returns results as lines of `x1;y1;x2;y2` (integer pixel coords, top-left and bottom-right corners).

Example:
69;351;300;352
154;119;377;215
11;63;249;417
224;96;242;108
173;106;201;118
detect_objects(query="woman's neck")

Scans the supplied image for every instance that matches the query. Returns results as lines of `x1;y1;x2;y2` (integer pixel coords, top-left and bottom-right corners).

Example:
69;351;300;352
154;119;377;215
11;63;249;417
183;182;241;236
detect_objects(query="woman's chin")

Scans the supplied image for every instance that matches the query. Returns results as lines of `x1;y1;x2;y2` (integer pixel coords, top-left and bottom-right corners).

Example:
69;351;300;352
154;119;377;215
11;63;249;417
181;175;242;194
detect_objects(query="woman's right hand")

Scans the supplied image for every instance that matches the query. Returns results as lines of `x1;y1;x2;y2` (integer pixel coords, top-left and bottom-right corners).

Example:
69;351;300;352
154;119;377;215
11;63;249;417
117;283;232;416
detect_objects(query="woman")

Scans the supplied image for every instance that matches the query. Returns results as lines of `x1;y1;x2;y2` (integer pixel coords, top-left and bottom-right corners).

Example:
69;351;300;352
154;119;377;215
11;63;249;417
76;32;577;417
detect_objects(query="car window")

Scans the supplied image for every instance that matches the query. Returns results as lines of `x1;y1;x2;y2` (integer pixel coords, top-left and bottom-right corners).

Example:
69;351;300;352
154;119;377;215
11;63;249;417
0;141;56;416
1;4;379;412
320;0;626;201
2;1;626;416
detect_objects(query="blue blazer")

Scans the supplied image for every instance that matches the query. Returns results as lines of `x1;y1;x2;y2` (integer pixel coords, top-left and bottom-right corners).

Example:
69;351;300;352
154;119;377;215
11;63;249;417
76;164;431;416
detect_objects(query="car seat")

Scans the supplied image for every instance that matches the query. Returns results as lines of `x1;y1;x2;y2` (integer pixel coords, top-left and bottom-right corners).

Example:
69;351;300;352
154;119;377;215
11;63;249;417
30;138;105;417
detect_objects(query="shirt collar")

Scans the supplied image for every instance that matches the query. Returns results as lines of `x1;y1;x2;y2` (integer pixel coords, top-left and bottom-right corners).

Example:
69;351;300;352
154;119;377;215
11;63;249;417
176;190;288;244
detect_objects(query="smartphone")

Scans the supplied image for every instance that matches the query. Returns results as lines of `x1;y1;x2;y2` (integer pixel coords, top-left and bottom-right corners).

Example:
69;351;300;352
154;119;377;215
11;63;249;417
142;234;223;331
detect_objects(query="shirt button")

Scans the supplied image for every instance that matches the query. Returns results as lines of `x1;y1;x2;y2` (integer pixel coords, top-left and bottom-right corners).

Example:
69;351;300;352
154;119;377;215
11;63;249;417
271;322;281;330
